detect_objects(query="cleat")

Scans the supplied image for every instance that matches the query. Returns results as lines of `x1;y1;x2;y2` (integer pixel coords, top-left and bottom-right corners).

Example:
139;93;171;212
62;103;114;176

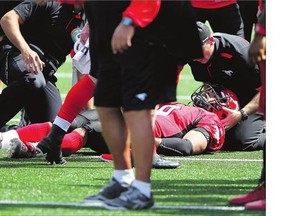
45;148;67;165
8;138;36;158
245;199;266;210
37;136;66;165
84;178;130;203
152;154;180;169
229;185;266;206
104;186;154;210
36;125;66;165
100;154;113;162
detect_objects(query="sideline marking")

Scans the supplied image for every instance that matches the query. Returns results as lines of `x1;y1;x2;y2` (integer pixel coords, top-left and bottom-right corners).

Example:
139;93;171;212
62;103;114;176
73;155;262;163
166;157;263;162
0;201;245;211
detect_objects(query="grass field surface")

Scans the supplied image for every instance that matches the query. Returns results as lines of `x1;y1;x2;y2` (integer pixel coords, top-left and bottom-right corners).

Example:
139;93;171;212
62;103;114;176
1;58;265;215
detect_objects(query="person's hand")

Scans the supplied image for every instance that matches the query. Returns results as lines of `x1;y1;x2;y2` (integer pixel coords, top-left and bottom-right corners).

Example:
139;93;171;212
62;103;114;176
248;34;266;65
220;106;242;131
111;23;135;54
21;47;45;74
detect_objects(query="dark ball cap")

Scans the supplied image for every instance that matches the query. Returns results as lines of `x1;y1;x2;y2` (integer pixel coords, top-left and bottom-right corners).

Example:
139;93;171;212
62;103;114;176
196;21;212;44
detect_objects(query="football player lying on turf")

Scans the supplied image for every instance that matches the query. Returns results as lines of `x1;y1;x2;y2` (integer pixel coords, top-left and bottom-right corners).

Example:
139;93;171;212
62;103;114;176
0;109;179;169
0;84;238;161
102;84;239;161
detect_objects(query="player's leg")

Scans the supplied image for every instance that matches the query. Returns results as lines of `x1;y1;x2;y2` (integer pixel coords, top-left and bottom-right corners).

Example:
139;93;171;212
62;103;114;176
61;128;87;156
36;74;96;164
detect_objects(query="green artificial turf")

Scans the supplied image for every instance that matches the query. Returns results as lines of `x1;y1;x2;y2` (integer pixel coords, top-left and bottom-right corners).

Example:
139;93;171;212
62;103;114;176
1;58;265;215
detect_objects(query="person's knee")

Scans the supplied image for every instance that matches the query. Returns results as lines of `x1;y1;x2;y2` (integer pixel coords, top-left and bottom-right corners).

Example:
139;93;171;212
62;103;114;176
243;132;265;151
233;121;266;151
23;72;46;89
236;131;265;151
9;57;47;89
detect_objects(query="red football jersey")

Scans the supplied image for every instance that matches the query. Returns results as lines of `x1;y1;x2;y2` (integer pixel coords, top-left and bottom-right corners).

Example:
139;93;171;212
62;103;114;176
154;103;225;151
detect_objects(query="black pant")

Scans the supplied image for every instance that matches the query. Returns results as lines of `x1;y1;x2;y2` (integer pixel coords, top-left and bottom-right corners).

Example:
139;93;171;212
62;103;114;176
193;3;244;38
222;112;266;151
0;45;62;128
237;0;259;41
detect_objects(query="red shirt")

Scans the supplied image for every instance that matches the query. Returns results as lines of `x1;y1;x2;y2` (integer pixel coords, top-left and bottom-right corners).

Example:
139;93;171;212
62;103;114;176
123;0;161;27
191;0;236;9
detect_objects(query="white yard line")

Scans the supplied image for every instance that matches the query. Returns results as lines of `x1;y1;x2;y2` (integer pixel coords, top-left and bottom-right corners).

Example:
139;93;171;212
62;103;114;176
165;157;263;162
0;200;245;211
68;156;262;163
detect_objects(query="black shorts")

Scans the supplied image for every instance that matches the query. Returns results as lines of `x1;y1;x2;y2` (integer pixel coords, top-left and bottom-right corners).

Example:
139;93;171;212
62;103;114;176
94;41;178;111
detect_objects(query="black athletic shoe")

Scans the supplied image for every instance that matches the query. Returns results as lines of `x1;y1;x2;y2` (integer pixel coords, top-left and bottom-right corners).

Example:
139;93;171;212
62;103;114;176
37;136;66;165
36;125;66;165
152;154;180;169
103;186;154;210
83;178;130;203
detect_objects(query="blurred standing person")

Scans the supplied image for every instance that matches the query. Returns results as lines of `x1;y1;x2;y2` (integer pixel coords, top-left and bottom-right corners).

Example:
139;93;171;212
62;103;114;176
229;1;266;210
80;0;203;210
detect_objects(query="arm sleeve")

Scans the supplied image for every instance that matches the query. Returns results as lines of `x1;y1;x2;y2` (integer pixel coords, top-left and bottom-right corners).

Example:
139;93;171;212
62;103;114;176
122;0;161;28
13;1;40;24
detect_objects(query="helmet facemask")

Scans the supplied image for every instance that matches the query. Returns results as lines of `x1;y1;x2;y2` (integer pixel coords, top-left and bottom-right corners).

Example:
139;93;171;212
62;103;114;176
190;84;239;119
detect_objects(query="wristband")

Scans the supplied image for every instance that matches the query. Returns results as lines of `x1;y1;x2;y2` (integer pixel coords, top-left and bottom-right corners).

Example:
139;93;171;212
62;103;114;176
239;109;248;121
122;17;134;26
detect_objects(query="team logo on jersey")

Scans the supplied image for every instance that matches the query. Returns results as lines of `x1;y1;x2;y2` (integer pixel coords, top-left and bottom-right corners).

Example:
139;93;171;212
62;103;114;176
222;70;233;77
135;93;148;101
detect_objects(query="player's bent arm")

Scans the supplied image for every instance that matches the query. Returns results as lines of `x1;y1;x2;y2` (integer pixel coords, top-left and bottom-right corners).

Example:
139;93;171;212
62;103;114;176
0;10;30;53
240;92;260;118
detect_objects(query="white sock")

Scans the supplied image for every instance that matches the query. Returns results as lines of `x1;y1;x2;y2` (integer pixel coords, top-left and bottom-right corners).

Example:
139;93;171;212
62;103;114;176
113;169;135;186
0;130;19;149
132;180;151;198
53;116;71;132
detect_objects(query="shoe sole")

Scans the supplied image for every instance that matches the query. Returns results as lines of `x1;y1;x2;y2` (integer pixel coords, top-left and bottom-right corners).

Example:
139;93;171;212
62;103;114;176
99;157;113;162
83;199;105;206
8;139;21;158
103;202;154;210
